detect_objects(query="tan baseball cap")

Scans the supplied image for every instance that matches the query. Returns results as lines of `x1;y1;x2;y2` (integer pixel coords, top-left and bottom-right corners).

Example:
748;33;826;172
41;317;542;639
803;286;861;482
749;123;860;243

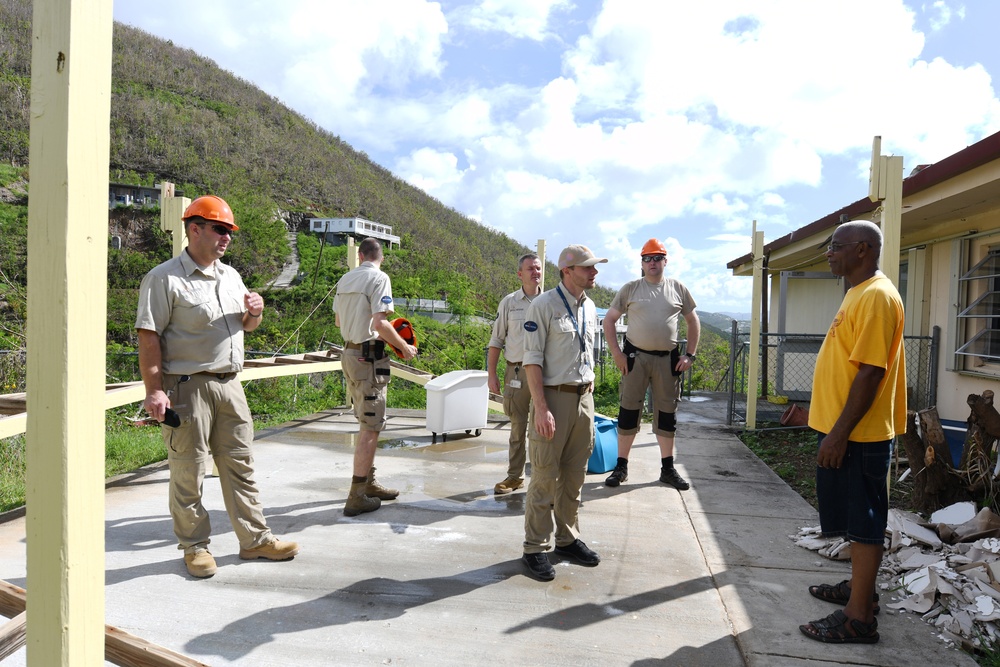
557;245;609;269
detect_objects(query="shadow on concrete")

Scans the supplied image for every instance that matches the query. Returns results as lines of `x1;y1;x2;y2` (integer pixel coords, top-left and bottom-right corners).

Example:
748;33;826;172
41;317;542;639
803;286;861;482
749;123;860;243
184;562;518;661
505;574;717;634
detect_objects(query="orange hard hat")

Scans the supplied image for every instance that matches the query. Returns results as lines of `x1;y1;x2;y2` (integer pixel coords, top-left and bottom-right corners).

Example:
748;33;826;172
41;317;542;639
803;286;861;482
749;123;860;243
640;238;667;256
388;317;417;358
182;195;238;230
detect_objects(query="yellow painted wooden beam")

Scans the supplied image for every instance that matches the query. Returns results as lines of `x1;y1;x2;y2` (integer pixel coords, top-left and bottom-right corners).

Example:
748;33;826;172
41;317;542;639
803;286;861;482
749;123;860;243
25;0;113;664
746;227;764;429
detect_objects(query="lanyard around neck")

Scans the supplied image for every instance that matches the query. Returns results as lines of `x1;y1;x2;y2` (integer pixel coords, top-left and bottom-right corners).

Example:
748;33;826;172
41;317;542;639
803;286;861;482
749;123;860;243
555;284;586;356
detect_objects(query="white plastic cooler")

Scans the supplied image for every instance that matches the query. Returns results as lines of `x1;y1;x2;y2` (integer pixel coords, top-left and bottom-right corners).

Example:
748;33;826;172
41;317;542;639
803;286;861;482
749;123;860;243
425;369;489;443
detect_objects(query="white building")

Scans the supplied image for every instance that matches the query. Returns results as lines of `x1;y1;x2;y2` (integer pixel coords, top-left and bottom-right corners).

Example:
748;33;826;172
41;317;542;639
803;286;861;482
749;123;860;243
309;217;400;248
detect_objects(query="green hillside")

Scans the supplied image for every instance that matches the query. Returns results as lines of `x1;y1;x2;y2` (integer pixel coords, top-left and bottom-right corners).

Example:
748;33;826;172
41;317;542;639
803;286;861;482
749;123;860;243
0;0;615;318
0;0;730;391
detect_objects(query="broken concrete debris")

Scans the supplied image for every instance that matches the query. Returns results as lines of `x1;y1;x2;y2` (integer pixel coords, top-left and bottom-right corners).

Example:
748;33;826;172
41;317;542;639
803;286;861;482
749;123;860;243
793;502;1000;650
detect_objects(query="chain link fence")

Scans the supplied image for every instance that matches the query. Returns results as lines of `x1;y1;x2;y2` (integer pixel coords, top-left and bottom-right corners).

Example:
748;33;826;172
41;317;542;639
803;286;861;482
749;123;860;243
726;325;939;427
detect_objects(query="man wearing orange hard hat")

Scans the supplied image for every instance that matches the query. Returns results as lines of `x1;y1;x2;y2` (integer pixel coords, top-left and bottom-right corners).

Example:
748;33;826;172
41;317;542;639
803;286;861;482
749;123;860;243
136;194;299;578
602;238;701;492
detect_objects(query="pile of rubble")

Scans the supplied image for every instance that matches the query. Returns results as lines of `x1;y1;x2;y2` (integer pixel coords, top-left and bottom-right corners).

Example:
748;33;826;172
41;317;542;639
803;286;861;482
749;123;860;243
794;501;1000;650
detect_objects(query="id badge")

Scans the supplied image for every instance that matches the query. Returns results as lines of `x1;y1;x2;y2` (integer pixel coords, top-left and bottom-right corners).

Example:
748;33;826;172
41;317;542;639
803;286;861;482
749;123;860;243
509;379;522;389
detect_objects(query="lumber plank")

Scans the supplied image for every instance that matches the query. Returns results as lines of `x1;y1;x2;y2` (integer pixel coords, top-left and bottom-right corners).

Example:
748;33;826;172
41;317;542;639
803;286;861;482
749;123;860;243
105;625;211;667
0;581;209;667
0;580;25;618
0;611;26;661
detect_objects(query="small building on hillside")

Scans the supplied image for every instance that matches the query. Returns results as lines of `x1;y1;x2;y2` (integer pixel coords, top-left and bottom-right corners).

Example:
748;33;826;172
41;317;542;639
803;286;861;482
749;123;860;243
108;182;175;209
309;216;401;248
726;131;1000;441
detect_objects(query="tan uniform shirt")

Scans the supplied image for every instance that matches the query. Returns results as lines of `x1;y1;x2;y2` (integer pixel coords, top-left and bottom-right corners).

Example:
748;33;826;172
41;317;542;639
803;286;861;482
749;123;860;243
489;287;538;363
522;284;597;386
610;277;696;351
333;262;395;344
134;250;248;374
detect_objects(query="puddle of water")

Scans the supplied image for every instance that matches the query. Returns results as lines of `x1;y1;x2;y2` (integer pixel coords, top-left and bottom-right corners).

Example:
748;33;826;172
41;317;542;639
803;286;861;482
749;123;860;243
686;396;711;403
378;438;483;454
379;439;425;449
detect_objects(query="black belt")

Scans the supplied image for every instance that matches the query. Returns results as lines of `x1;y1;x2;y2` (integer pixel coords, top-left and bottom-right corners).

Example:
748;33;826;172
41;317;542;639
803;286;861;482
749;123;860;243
190;371;237;380
546;383;590;395
345;340;387;360
625;338;671;357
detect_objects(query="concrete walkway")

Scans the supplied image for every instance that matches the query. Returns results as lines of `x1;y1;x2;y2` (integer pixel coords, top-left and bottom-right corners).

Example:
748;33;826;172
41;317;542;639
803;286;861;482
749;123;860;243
0;392;975;666
267;231;301;288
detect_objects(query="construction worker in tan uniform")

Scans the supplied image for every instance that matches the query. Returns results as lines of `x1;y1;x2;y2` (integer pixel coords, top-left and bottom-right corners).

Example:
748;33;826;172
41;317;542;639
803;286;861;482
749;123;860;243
520;245;606;582
333;237;417;516
487;252;543;494
136;194;299;578
602;238;700;491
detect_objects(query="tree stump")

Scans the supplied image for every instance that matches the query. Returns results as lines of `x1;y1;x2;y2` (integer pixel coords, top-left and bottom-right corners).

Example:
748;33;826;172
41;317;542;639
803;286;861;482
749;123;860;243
899;407;971;515
964;390;1000;505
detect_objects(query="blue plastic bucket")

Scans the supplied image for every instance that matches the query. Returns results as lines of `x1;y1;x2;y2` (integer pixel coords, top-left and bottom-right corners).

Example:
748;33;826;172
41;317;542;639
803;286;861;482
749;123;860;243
589;416;619;474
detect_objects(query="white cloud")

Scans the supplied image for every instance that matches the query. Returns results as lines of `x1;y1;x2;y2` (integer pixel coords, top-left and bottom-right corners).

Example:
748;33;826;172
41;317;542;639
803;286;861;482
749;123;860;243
397;148;466;192
924;1;965;30
450;0;575;40
112;0;1000;312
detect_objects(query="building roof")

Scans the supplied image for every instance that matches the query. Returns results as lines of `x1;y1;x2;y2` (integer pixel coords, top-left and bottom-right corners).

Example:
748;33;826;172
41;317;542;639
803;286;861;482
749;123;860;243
727;129;1000;275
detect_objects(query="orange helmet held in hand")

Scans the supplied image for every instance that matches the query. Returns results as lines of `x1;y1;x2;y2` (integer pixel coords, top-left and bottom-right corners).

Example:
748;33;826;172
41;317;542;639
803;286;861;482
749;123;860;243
640;238;667;256
389;317;417;358
182;195;239;230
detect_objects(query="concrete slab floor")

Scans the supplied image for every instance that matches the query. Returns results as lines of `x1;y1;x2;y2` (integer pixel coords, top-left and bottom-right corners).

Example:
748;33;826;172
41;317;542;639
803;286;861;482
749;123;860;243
0;392;976;666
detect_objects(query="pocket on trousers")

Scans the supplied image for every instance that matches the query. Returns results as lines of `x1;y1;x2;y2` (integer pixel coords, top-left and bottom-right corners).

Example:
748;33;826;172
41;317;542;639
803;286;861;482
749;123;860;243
372;356;391;387
862;442;890;481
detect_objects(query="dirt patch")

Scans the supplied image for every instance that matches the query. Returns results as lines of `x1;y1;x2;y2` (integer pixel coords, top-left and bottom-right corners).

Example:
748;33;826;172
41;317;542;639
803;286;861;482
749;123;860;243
740;427;914;511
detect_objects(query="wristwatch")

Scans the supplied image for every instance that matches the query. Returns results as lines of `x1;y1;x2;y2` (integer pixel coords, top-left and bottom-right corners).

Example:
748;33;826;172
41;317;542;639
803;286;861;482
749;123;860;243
684;352;697;360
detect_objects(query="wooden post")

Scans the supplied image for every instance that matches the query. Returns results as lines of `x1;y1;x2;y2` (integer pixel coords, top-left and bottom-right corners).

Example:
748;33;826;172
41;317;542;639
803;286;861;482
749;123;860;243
880;155;903;288
25;0;113;665
746;226;764;429
867;137;903;289
347;236;357;269
537;239;546;289
159;182;189;258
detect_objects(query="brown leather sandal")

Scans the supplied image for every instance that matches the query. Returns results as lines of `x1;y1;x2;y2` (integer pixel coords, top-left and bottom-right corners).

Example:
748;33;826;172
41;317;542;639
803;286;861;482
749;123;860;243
799;610;879;644
808;579;880;615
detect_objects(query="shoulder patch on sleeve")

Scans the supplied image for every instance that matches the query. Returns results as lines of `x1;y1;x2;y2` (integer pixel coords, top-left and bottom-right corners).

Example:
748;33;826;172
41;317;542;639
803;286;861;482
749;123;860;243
524;321;538;332
380;296;393;304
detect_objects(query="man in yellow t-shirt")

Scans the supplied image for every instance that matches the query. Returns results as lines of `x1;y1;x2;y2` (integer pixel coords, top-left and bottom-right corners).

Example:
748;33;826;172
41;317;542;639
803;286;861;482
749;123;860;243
799;221;906;645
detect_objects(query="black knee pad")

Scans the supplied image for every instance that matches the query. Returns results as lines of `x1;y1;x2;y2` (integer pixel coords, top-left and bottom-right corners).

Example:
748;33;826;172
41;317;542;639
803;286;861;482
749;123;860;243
657;411;677;433
618;407;641;431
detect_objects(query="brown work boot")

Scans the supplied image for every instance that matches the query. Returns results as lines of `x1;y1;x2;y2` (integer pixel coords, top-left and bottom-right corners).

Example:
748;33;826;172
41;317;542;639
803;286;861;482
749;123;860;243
345;480;382;516
494;476;524;495
184;549;218;578
365;466;399;500
239;538;300;561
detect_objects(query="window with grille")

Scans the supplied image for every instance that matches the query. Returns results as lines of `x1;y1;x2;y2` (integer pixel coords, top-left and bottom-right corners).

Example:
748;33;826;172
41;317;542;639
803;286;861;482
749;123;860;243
956;242;1000;369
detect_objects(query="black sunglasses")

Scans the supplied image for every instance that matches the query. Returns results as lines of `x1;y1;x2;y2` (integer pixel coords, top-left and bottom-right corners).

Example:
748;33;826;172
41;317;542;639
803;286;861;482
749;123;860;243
198;222;234;237
641;255;666;263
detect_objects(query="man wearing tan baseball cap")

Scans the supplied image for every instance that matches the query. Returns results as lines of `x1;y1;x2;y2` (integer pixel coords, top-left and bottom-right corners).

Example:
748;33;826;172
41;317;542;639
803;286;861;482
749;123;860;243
519;244;607;581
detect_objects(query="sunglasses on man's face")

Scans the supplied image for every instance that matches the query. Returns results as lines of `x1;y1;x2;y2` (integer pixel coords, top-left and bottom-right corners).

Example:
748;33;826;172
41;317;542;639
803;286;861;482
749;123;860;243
641;255;666;263
198;222;235;237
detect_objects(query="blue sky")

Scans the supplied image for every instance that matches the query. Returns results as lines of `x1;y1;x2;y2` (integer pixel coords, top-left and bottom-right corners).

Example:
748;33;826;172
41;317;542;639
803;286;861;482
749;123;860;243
113;1;1000;315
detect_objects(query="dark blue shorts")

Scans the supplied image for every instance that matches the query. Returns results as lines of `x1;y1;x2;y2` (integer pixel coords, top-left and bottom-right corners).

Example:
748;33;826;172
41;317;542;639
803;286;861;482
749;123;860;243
815;434;891;545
